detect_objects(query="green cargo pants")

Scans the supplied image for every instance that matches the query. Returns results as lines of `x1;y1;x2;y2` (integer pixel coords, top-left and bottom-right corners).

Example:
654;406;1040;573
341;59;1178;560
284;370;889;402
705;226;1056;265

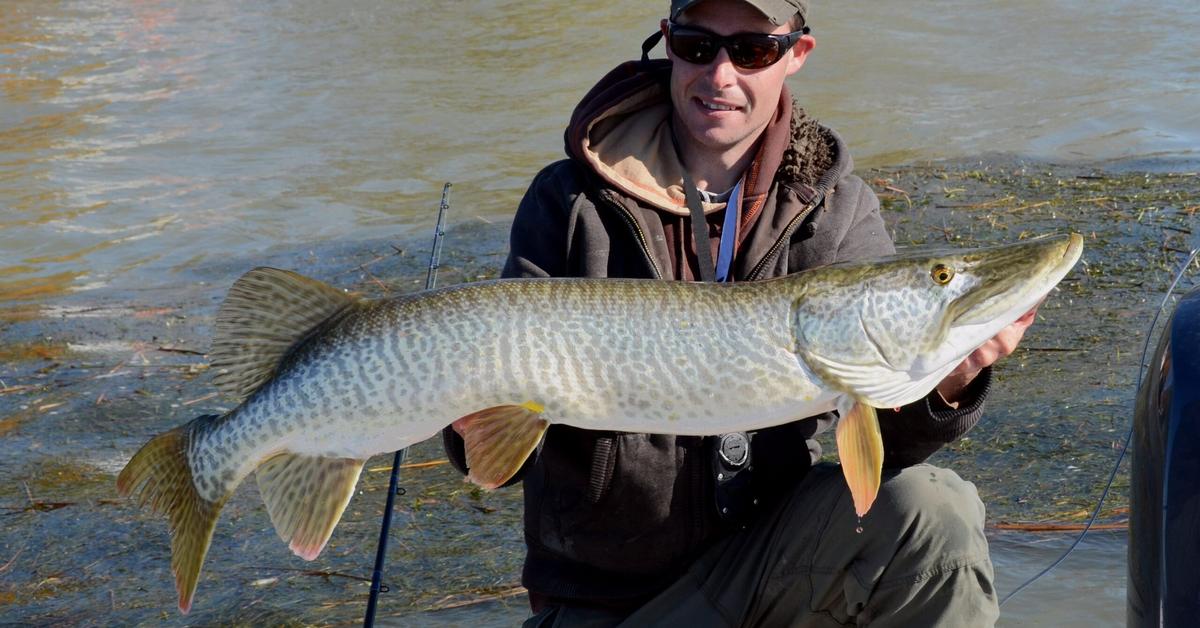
524;463;998;628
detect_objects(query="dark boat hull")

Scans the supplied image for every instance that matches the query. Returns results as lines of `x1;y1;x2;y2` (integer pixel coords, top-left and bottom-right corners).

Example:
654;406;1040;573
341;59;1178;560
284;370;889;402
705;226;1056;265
1129;286;1200;626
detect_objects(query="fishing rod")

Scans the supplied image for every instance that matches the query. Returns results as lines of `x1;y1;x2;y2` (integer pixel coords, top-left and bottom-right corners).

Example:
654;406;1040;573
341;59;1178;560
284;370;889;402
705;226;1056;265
999;239;1199;608
364;182;452;628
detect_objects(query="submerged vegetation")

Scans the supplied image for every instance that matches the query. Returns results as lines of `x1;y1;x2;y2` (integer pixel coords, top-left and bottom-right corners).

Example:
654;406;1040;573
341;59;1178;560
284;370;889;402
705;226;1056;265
0;160;1195;624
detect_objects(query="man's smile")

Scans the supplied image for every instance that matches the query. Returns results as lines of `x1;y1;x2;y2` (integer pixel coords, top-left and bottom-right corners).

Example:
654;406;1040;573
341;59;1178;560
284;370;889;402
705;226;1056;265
694;97;743;113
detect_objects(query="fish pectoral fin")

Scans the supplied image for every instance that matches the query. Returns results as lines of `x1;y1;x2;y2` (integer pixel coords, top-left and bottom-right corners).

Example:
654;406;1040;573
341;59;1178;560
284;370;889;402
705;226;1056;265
835;398;885;518
453;403;550;490
255;454;365;561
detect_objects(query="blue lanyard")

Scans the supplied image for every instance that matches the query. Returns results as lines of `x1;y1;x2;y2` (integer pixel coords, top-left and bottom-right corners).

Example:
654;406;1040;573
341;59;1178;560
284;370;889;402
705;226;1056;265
715;180;741;283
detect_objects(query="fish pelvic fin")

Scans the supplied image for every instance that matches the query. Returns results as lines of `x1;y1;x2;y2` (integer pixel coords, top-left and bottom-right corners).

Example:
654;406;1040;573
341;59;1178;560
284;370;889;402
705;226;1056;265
453;403;550;489
212;268;359;402
835;398;884;518
255;454;365;561
116;415;231;614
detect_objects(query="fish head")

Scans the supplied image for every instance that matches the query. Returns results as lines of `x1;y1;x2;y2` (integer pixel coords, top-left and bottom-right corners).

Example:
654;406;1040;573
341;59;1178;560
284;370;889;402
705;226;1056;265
792;233;1083;408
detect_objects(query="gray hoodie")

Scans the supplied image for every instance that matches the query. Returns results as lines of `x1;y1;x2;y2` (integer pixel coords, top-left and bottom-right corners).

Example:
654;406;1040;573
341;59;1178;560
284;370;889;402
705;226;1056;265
443;59;990;609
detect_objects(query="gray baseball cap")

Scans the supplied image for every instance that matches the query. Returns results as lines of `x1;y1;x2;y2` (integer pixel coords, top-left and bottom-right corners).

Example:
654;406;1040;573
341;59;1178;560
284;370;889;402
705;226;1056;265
670;0;808;26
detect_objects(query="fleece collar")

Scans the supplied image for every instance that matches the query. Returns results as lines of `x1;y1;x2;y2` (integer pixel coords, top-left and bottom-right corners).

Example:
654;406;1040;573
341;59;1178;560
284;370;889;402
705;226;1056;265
565;60;797;217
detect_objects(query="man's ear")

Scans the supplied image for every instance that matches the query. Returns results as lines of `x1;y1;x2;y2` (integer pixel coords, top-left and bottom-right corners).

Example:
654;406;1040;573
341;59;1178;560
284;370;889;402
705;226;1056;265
785;34;816;75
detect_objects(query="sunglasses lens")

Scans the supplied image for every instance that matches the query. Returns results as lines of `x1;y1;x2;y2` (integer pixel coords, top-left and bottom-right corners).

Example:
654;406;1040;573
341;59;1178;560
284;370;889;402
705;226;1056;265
728;37;782;69
669;29;719;65
669;26;787;69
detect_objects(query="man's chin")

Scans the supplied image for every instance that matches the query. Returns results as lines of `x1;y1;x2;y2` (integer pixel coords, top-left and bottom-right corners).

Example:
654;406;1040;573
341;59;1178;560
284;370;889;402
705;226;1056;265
679;123;750;154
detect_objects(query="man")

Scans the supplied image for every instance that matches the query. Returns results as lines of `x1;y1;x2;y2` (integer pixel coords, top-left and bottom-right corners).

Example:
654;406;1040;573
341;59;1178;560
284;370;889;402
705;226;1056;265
445;1;1028;625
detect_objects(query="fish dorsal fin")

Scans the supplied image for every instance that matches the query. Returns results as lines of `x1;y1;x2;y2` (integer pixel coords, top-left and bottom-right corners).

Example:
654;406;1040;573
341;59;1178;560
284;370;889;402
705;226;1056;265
212;267;357;401
255;453;365;561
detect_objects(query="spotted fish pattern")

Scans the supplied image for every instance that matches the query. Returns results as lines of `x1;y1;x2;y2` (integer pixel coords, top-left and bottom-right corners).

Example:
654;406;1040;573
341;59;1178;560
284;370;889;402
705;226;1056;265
117;233;1083;613
192;277;838;500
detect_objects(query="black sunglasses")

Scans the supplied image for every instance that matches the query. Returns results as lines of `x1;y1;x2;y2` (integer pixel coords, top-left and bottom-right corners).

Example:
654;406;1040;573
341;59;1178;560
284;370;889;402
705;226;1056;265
666;21;810;70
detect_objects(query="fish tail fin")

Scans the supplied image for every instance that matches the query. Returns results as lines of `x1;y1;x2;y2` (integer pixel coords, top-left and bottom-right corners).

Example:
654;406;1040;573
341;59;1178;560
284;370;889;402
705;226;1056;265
117;414;230;614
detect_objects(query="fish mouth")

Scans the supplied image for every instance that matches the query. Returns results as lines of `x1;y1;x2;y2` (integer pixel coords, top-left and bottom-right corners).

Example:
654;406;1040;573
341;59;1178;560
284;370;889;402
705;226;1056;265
949;233;1083;328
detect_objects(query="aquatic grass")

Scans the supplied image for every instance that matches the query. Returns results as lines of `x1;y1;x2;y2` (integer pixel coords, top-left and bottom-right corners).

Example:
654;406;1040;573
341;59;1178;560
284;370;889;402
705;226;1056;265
0;160;1194;622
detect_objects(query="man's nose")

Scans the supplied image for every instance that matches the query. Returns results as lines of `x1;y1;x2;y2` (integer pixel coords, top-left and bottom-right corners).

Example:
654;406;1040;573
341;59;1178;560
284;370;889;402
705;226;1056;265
703;47;739;87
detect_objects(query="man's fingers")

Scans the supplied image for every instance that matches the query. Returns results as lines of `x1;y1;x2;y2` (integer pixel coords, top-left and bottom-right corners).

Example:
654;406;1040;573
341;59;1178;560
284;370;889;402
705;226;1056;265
950;314;1035;376
936;304;1044;403
1014;302;1042;327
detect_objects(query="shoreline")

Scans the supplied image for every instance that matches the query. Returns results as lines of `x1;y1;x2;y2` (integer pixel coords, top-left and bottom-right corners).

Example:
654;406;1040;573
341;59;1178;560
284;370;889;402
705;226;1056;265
3;154;1197;309
1;157;1195;623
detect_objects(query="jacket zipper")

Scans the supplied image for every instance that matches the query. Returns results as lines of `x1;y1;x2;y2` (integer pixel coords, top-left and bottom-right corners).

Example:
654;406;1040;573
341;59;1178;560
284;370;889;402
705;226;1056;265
600;191;664;280
746;194;823;281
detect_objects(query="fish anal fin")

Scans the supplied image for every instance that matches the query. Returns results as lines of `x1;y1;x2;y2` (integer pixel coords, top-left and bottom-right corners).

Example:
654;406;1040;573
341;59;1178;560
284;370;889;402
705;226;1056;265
116;416;231;614
835;399;884;518
453;403;550;489
212;268;358;401
255;453;365;561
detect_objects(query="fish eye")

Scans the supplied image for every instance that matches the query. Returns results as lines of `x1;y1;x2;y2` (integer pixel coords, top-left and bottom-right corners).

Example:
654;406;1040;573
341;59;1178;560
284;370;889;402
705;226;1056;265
930;264;955;285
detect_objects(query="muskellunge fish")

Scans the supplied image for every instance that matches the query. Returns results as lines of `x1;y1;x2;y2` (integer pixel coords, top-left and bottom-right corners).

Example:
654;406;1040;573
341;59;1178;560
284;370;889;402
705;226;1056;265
117;233;1083;612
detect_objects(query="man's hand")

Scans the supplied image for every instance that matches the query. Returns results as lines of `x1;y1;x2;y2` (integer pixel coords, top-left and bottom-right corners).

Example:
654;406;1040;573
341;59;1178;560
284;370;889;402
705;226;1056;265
935;304;1040;406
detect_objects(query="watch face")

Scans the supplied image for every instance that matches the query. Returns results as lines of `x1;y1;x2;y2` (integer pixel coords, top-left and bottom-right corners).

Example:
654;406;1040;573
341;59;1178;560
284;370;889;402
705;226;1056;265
718;432;750;468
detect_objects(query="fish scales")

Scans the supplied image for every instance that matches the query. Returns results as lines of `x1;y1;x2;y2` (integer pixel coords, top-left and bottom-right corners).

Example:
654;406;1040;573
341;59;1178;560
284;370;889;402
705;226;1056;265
191;278;826;502
116;234;1084;613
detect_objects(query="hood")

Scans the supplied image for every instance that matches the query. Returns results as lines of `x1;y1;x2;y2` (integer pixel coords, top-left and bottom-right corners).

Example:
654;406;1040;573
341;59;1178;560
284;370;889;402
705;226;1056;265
564;60;836;218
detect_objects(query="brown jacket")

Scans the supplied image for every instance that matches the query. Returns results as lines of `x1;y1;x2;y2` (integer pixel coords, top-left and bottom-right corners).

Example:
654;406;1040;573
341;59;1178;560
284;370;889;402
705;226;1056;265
443;59;991;608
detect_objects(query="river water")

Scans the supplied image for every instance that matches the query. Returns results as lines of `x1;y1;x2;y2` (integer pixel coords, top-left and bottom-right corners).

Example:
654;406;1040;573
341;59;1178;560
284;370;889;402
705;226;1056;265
2;0;1198;304
2;0;1197;624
